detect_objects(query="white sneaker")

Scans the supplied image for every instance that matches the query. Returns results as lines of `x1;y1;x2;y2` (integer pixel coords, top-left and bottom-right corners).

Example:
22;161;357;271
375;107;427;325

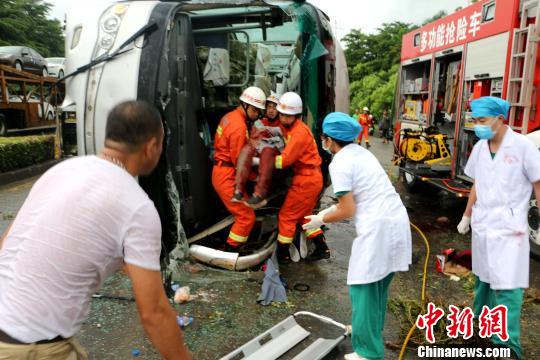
299;233;308;258
344;352;368;360
288;243;300;262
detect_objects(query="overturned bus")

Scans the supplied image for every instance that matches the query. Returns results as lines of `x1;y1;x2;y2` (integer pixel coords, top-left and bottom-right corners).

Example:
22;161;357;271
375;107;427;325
63;0;349;270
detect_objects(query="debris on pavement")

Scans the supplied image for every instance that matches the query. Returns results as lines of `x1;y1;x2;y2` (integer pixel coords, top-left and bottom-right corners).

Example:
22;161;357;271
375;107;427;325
177;315;193;328
173;286;191;304
257;251;287;306
435;248;472;280
525;288;540;304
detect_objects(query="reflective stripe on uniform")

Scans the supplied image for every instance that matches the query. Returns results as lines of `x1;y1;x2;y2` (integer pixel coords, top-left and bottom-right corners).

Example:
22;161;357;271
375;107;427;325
305;228;323;238
278;234;294;244
275;155;283;169
217;125;223;136
228;231;248;243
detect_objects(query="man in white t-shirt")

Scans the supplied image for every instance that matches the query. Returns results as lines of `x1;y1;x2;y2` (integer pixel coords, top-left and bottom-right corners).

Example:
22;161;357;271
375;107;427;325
0;101;192;359
303;112;412;360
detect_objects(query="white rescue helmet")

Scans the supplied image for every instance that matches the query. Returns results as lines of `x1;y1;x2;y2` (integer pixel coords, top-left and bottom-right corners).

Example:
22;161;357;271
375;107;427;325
239;86;266;110
363;106;369;112
277;92;303;115
266;92;280;105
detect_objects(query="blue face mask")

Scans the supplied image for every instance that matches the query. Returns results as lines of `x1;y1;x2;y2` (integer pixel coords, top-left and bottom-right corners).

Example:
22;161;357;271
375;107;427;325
322;139;332;154
473;124;496;140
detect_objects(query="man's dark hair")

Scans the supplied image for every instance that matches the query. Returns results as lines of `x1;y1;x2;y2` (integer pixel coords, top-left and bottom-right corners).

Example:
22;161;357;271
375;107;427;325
322;134;353;148
105;101;162;151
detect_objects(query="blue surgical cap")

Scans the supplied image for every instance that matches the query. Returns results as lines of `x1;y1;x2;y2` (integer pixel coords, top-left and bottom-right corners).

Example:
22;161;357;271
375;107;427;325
322;112;362;141
470;96;510;119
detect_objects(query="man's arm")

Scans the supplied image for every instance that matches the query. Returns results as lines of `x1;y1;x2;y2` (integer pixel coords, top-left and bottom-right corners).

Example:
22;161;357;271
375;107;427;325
275;133;306;169
0;222;12;250
457;184;476;235
323;193;355;223
463;183;477;217
126;264;192;360
229;125;248;167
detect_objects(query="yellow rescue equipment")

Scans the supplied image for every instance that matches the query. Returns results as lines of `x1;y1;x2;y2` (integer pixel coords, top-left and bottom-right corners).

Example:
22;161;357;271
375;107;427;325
398;127;451;166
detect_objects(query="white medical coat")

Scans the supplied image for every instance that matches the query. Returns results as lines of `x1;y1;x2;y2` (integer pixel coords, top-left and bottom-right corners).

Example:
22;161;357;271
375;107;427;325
329;144;412;285
464;127;540;289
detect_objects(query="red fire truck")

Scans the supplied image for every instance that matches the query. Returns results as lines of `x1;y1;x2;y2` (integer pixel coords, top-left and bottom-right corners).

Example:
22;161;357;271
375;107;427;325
394;0;540;255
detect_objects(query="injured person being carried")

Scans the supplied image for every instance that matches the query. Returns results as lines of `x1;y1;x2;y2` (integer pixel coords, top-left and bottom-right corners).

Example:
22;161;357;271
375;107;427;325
233;93;284;209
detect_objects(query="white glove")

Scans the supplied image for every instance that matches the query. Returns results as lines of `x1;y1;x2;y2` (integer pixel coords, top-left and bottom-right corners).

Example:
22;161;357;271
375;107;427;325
252;157;260;166
302;213;325;231
318;204;337;217
457;215;471;235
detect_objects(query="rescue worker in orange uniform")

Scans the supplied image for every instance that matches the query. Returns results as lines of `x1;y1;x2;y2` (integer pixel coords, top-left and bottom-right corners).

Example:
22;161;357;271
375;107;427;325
275;92;330;261
357;106;372;148
212;86;267;248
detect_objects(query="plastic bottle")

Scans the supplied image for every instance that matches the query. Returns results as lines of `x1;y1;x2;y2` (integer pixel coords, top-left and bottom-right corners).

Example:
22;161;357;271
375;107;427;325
176;315;193;328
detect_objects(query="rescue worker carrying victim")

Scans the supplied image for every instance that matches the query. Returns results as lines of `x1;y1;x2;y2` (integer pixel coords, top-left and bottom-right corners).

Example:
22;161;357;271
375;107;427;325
275;92;330;262
234;93;284;209
357;106;372;148
212;86;266;249
303;112;412;360
456;96;540;360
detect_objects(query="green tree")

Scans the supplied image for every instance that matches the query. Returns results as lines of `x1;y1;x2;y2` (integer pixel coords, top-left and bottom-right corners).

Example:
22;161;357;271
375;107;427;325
343;22;413;118
0;0;64;57
344;9;458;118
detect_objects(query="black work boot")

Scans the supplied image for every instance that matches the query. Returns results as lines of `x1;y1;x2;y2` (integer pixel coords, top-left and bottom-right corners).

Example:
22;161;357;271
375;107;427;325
246;194;267;209
277;242;292;264
221;241;248;254
231;191;243;203
305;235;331;262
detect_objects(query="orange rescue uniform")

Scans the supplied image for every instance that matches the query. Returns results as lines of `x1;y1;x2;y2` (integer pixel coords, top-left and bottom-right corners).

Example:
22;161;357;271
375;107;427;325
275;119;323;244
357;113;371;144
212;107;255;246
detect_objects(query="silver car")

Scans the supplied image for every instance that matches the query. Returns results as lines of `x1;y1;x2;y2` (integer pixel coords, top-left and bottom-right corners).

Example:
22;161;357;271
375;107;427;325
46;57;65;78
0;46;49;76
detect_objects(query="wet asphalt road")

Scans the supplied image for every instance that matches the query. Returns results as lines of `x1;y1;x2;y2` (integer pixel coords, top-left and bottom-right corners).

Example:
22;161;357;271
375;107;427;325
1;136;539;359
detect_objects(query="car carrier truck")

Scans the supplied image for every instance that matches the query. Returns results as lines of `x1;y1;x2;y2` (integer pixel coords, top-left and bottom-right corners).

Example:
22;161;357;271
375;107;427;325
0;64;61;136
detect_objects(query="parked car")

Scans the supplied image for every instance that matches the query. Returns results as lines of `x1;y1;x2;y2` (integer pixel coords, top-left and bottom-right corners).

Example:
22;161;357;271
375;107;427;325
0;46;48;76
45;57;65;78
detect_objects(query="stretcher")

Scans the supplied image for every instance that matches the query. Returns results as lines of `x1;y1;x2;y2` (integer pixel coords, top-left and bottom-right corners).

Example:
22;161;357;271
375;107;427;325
219;311;350;360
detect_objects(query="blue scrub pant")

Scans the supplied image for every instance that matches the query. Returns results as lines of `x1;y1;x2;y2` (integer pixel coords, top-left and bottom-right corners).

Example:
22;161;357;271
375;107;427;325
348;273;394;360
473;276;523;359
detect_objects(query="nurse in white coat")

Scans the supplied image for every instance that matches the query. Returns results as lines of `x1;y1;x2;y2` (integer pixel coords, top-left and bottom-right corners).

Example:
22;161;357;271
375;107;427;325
457;96;540;359
303;112;412;360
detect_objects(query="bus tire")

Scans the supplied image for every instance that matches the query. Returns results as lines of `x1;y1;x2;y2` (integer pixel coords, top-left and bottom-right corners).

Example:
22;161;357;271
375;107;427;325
529;197;540;259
